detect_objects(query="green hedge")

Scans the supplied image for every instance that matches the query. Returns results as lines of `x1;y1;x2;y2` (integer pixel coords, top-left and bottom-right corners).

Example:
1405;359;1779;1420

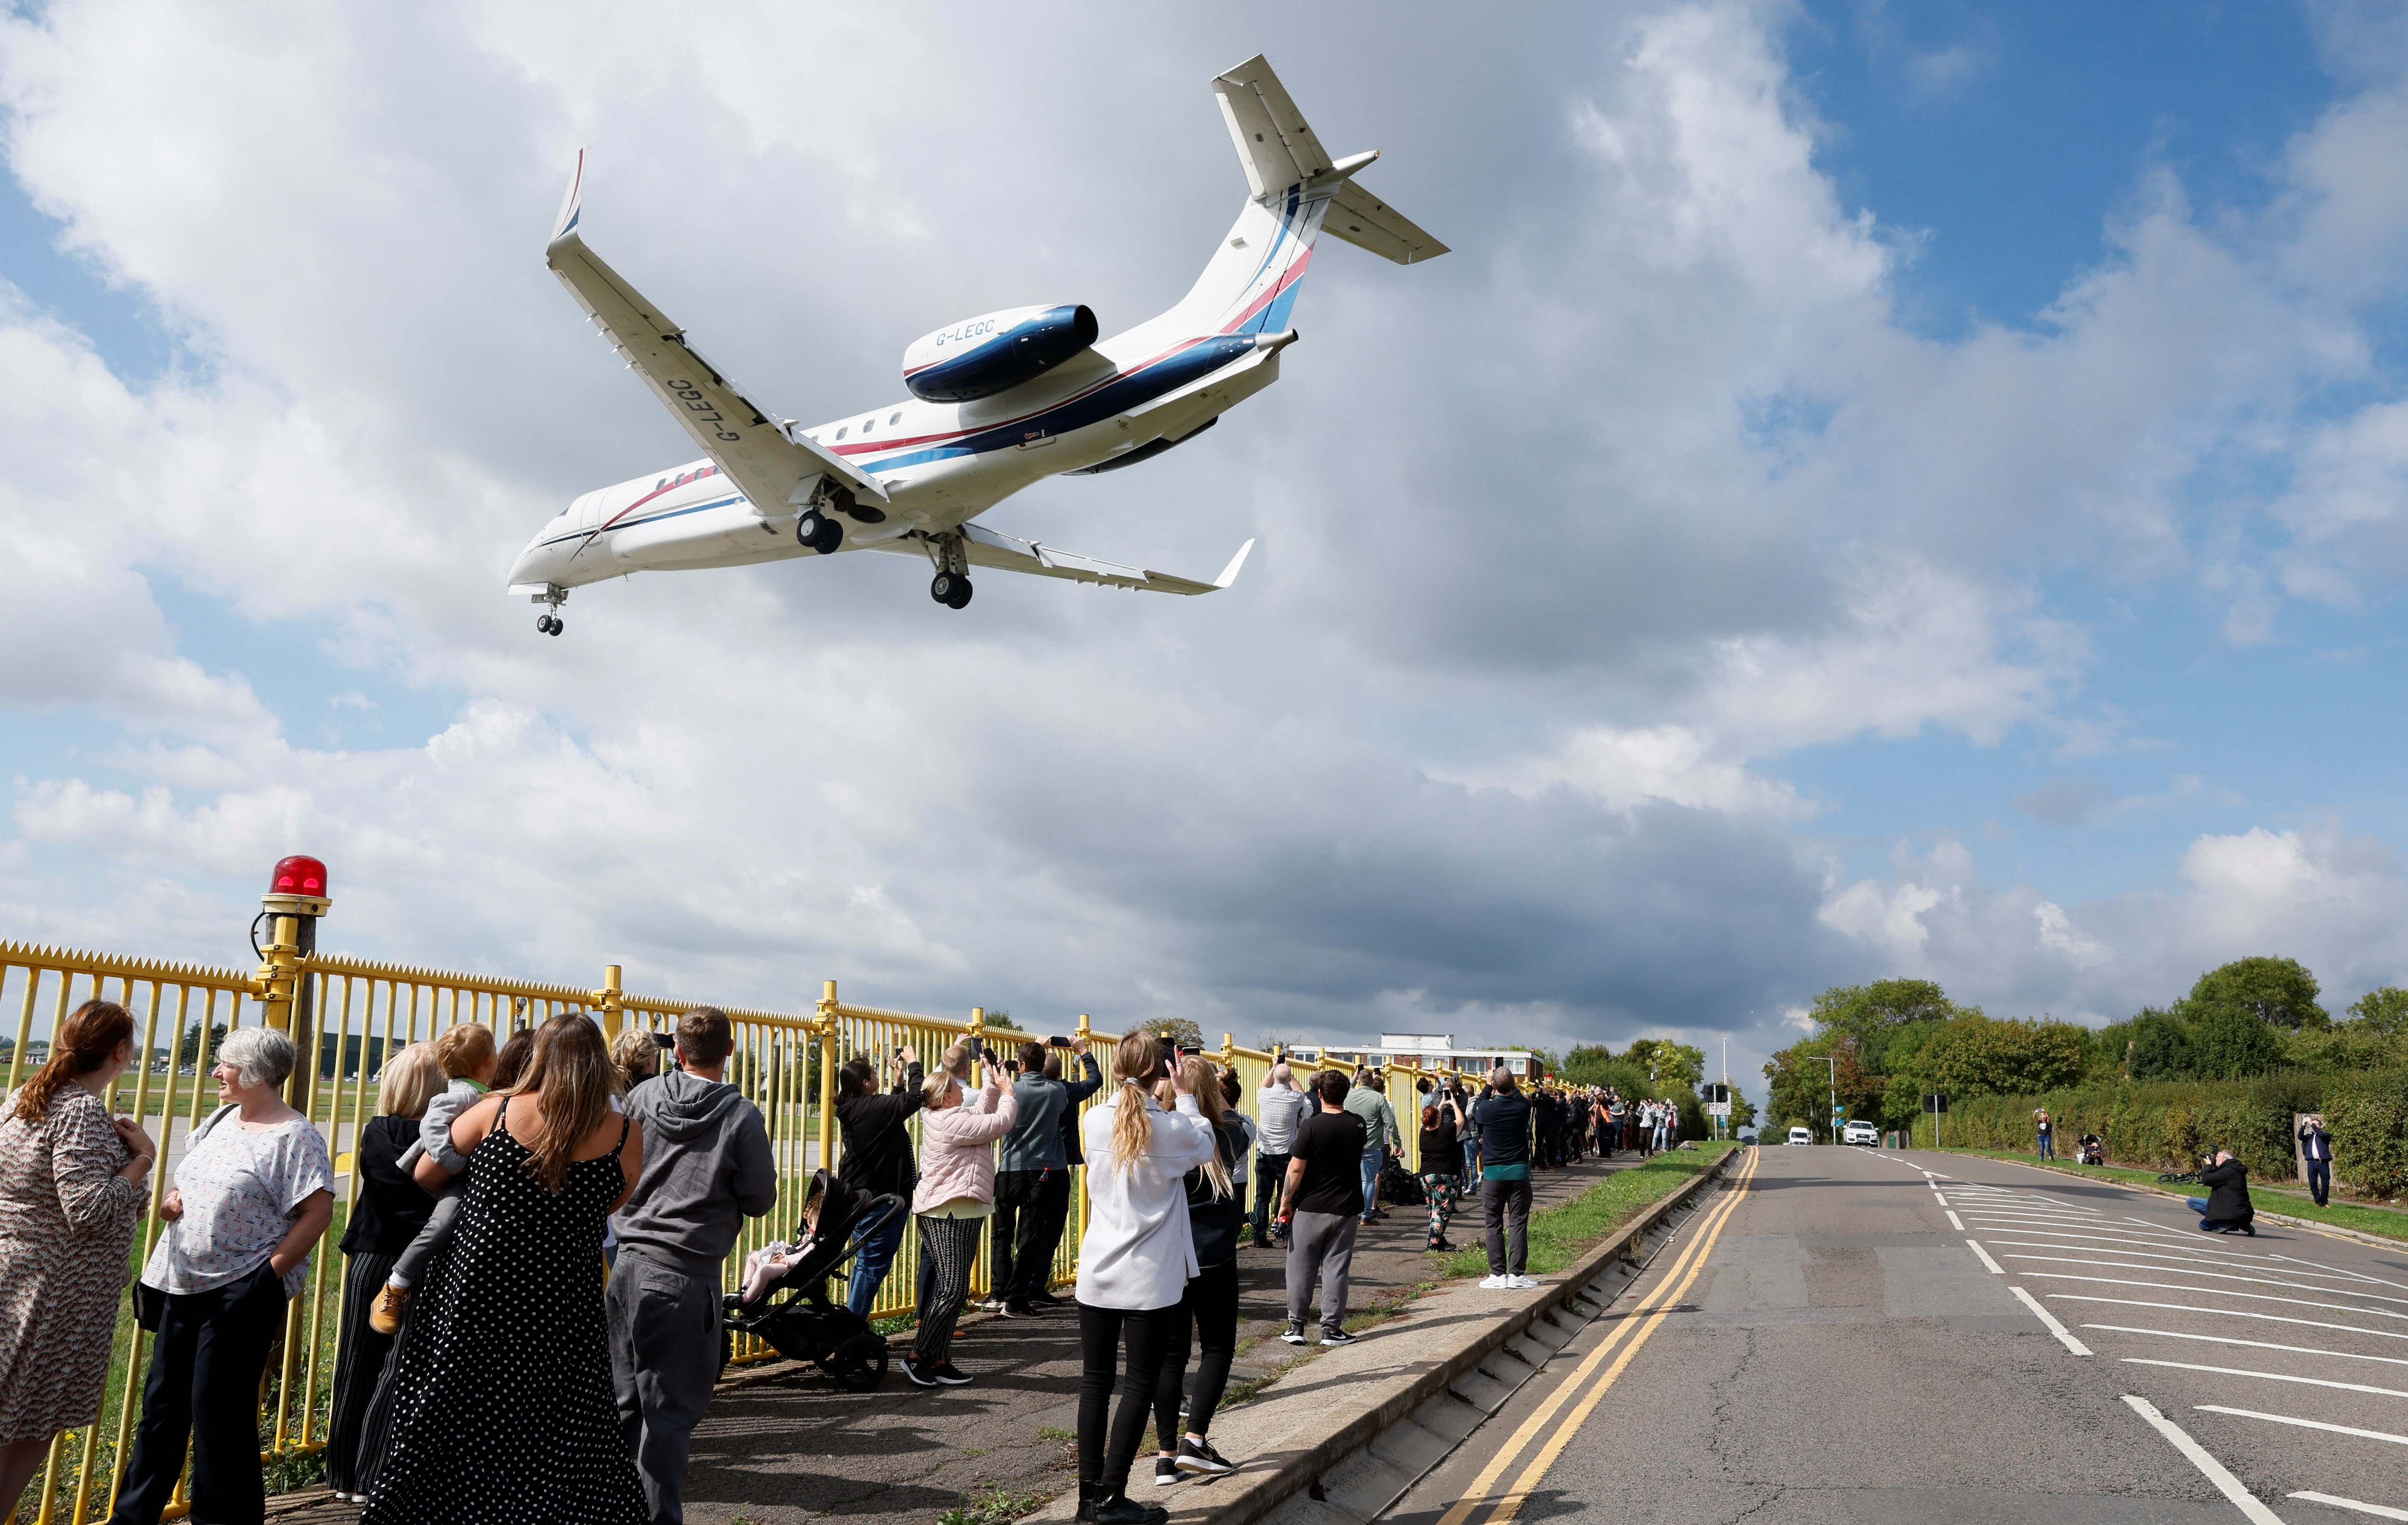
1909;1070;2408;1200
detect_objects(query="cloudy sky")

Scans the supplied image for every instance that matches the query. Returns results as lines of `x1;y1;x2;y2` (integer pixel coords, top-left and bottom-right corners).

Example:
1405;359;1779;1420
3;0;2405;1095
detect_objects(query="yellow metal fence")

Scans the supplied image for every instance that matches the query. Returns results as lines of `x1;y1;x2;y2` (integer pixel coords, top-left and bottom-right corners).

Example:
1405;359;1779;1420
2;936;1346;1525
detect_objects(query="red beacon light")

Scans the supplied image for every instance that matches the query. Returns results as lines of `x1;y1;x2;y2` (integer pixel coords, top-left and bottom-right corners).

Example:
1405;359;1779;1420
263;855;332;916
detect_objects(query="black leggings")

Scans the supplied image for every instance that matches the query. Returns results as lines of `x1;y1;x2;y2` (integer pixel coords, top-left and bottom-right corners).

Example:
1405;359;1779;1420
1078;1301;1182;1490
1154;1261;1239;1450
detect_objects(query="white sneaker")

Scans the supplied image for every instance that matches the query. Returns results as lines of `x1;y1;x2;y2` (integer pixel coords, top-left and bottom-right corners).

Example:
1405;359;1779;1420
1478;1274;1507;1289
1509;1275;1540;1289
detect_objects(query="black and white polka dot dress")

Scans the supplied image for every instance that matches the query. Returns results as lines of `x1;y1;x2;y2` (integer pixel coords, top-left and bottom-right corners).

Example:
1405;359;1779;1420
364;1107;647;1525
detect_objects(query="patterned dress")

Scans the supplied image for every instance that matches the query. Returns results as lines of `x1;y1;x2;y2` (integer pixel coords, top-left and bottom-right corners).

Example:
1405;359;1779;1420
0;1086;144;1441
364;1106;646;1525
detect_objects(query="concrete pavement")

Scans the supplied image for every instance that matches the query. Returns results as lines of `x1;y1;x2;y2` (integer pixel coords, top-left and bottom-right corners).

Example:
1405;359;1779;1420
1379;1144;2408;1525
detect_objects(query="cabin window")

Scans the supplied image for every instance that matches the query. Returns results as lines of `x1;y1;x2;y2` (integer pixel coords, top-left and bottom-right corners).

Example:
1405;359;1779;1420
889;411;902;425
861;419;874;434
654;479;666;491
835;426;848;440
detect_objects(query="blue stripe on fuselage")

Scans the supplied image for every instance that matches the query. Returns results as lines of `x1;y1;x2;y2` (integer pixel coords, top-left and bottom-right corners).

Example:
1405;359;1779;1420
854;334;1261;473
538;493;745;550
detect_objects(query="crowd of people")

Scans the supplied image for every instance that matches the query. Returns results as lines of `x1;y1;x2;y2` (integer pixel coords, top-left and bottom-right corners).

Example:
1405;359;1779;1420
0;1003;1706;1525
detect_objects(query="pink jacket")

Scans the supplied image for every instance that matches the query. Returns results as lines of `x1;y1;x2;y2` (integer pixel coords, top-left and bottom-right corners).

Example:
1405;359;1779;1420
910;1073;1018;1214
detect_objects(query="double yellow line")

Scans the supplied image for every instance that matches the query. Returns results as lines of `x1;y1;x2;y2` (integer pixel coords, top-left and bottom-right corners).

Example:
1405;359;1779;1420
1436;1147;1760;1525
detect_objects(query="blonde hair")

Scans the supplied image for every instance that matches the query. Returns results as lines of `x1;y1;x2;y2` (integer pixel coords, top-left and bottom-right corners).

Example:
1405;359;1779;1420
921;1042;971;1108
377;1043;445;1119
1186;1058;1233;1200
1107;1031;1166;1173
512;1013;615;1194
609;1027;660;1093
432;1022;495;1080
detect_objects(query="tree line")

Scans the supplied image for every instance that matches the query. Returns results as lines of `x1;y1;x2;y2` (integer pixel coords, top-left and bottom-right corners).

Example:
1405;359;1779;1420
1763;959;2408;1140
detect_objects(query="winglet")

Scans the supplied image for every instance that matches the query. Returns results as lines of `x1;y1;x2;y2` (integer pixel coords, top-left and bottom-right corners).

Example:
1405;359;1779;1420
549;149;586;249
1214;538;1256;589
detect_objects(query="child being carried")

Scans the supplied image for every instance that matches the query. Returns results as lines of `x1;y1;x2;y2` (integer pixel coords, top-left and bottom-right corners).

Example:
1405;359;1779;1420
370;1022;498;1333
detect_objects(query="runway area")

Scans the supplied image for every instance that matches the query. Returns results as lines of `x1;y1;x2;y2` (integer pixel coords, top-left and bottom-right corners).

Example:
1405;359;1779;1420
1384;1144;2408;1525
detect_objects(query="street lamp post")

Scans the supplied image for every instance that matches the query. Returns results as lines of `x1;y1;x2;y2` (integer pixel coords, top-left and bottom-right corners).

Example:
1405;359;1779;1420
1820;1054;1837;1144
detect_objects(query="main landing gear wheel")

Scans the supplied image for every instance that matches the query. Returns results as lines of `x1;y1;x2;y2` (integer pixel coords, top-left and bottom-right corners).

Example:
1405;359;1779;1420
930;572;972;609
536;614;563;636
797;510;843;555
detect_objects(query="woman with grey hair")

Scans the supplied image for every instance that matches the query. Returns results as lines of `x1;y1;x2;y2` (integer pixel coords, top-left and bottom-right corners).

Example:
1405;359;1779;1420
107;1025;335;1525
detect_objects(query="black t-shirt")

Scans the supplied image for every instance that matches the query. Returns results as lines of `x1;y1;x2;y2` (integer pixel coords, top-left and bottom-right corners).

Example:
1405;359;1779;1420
340;1113;438;1256
1419;1111;1458;1165
1287;1107;1368;1217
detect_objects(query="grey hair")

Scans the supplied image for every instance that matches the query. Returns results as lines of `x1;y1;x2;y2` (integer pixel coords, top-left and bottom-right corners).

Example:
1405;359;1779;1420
219;1026;297;1089
1269;1062;1292;1086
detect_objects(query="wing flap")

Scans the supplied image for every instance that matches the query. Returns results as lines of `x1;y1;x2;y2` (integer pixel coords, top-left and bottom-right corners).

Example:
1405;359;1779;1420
867;526;1254;596
1324;181;1450;265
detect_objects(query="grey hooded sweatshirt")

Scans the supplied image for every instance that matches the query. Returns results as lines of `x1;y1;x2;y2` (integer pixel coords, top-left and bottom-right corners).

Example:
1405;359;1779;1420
613;1069;777;1274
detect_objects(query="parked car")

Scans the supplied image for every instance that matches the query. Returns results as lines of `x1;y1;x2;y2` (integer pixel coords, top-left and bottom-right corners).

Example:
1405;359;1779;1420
1787;1126;1813;1146
1841;1119;1880;1147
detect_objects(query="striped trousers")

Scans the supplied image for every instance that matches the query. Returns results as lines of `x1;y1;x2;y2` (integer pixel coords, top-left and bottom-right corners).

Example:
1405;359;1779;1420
913;1214;984;1362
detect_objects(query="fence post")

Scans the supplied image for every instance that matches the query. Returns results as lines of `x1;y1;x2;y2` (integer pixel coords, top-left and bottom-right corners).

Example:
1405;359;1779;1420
593;964;624;1040
817;981;840;1177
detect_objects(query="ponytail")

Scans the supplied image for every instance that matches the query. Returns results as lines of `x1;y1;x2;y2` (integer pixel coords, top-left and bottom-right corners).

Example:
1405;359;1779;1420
14;1000;133;1123
1107;1031;1164;1174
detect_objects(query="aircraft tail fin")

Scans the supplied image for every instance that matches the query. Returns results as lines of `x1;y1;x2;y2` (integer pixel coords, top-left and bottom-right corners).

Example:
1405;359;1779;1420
1213;55;1335;201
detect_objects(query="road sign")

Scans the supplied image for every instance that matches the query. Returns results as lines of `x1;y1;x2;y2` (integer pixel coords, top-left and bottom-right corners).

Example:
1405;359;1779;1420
1705;1101;1731;1118
1923;1093;1950;1114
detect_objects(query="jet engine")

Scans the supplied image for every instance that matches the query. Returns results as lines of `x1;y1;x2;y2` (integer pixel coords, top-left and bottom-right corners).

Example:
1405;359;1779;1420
902;303;1099;403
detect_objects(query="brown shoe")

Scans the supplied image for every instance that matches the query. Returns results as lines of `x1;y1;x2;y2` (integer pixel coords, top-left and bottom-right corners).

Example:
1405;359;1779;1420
369;1284;412;1335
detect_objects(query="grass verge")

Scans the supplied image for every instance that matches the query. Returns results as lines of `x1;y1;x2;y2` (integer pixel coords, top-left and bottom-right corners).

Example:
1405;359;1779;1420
939;1483;1052;1525
1934;1147;2408;1244
1440;1142;1740;1281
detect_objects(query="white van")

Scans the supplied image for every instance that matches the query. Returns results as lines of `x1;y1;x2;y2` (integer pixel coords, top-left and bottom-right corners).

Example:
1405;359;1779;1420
1786;1126;1813;1146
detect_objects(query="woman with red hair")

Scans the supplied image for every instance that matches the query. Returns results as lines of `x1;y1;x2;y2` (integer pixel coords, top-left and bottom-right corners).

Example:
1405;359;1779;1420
0;999;156;1511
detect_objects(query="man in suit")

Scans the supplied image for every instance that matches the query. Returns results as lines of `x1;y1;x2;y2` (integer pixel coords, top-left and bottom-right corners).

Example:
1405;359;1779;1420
2298;1114;2335;1208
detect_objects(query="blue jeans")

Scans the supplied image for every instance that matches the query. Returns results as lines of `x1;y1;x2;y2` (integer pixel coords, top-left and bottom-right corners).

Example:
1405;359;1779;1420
2038;1133;2054;1160
1359;1152;1383;1218
2187;1197;2248;1234
2307;1159;2331;1207
1461;1140;1479;1183
846;1208;908;1318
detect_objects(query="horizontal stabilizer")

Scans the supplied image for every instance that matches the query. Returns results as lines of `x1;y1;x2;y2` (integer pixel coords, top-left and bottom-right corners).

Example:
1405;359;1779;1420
1215;54;1335;200
1324;180;1449;264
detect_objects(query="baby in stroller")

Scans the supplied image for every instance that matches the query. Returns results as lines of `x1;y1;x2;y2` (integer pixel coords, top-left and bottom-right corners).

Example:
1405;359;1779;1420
724;1168;905;1392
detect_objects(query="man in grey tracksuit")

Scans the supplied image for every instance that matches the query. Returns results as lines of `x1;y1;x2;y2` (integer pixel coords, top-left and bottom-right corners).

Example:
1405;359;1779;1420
608;1007;776;1525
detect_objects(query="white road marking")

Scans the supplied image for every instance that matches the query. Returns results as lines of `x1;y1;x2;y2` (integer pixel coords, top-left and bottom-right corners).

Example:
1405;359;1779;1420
1997;1250;2406;1302
2082;1325;2408;1370
2197;1406;2408;1447
2121;1358;2408;1401
2120;1395;2287;1525
2048;1294;2408;1343
1967;1239;2005;1275
2011;1285;2093;1354
2272;1254;2408;1295
1947;1210;1965;1231
1933;1193;1950;1207
2289;1491;2408;1522
2024;1273;2408;1323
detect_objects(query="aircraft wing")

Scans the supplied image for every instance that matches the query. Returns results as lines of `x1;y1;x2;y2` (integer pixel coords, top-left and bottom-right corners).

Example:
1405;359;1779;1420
869;526;1255;596
543;151;889;509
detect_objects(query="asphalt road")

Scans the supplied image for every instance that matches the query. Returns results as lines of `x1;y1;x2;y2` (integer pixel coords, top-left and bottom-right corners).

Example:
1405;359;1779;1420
1386;1144;2408;1525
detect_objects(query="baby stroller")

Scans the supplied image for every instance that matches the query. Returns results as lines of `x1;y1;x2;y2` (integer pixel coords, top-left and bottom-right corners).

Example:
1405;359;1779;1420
722;1170;903;1393
2075;1133;2105;1167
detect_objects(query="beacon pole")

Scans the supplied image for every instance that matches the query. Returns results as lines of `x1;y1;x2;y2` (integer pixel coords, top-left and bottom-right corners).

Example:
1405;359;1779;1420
261;855;332;1110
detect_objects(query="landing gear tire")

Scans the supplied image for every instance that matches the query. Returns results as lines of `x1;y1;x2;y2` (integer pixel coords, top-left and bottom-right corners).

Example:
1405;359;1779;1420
930;572;972;609
797;510;843;555
536;614;563;636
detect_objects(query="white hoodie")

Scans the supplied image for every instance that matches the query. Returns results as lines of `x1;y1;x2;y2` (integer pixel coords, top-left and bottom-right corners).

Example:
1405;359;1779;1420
1074;1089;1215;1311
